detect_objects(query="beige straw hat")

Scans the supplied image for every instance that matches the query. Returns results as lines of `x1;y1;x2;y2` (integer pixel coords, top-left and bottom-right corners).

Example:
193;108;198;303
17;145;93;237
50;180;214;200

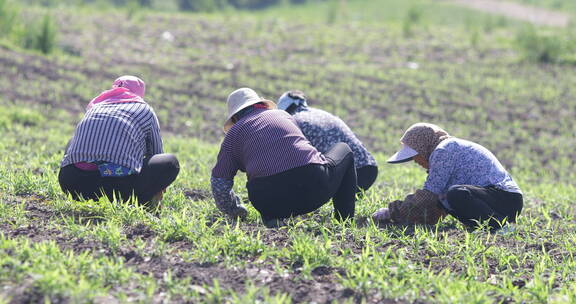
224;88;276;132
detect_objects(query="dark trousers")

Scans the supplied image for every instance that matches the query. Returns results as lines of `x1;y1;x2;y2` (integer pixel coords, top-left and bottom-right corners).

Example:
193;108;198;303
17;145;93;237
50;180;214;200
58;154;180;206
445;185;523;229
247;143;357;221
357;165;378;191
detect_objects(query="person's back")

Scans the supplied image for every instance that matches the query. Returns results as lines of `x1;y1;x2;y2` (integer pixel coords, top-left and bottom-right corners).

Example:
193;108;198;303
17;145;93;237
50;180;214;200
211;88;358;227
277;90;378;191
213;108;325;180
62;102;162;172
58;75;179;209
373;123;523;230
293;106;376;169
426;138;521;197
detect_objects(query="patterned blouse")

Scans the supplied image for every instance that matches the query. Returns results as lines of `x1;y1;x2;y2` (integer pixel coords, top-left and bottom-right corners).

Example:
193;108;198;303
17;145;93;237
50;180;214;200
424;138;522;210
291;105;377;168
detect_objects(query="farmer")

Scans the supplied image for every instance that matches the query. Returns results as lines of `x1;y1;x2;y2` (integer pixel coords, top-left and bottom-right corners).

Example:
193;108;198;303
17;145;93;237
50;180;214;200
211;88;357;227
58;75;179;210
277;90;378;191
372;123;523;230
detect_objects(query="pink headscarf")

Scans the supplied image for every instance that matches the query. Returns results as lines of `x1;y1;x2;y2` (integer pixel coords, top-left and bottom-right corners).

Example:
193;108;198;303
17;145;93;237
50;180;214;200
87;75;146;110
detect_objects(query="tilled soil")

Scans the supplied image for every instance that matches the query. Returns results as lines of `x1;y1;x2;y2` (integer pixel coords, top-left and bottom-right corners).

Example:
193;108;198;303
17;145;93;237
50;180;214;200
1;10;575;172
2;195;574;303
0;197;412;303
2;8;575;303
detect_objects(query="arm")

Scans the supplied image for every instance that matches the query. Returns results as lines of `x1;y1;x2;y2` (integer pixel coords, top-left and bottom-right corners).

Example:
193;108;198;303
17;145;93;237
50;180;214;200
211;136;247;218
423;146;455;196
210;176;248;219
387;189;446;224
374;147;454;225
147;109;164;157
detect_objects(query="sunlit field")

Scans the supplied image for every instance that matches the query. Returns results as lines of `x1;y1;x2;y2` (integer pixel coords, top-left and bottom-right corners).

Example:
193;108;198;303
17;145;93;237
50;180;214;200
1;0;575;302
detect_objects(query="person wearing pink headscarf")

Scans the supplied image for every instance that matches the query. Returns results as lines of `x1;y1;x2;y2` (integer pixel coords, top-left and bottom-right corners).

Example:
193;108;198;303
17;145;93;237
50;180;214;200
86;75;146;110
59;76;179;210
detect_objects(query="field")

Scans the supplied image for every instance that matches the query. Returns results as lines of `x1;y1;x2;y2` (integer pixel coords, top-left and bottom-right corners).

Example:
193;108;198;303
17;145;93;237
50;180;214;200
1;0;576;303
512;0;576;13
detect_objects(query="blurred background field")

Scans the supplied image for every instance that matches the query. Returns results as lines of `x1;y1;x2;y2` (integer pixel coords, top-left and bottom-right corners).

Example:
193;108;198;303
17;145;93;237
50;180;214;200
513;0;576;13
1;0;575;303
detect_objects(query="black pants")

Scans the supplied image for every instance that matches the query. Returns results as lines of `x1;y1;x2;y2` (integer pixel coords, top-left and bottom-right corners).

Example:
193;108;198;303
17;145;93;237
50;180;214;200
444;185;523;229
58;154;180;206
247;143;357;221
357;165;378;191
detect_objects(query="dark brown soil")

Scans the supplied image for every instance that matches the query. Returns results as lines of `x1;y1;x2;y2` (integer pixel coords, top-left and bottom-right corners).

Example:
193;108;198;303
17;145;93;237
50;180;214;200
0;197;408;303
3;196;575;303
183;188;211;201
1;11;575;172
1;9;574;303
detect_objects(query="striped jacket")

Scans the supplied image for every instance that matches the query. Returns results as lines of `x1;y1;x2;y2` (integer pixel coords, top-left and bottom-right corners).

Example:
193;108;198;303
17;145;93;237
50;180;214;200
61;102;163;172
212;108;325;180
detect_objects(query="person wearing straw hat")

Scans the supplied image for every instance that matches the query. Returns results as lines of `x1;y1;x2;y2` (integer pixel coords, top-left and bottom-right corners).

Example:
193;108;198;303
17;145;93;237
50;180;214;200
211;88;358;227
59;75;180;211
277;90;378;191
372;123;523;230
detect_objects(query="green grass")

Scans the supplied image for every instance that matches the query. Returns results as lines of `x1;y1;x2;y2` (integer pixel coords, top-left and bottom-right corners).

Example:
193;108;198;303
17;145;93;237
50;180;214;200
254;0;518;28
1;0;576;302
511;0;576;14
1;100;575;302
0;2;59;54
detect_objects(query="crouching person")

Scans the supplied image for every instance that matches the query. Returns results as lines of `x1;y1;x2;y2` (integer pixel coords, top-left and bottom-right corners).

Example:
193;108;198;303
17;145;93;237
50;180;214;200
277;90;378;191
58;75;180;210
372;123;523;230
211;88;357;227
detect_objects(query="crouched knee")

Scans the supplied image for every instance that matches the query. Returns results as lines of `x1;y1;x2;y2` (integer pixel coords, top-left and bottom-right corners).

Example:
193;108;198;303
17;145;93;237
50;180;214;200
446;185;471;208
